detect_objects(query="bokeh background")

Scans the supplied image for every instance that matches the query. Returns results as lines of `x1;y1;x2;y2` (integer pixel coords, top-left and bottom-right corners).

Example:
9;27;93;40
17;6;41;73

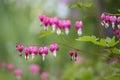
0;0;120;80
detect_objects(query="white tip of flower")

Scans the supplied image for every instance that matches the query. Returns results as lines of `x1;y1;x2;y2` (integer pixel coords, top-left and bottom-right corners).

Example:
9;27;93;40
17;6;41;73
53;51;57;58
19;52;22;56
52;25;56;32
42;54;45;61
17;76;21;80
65;28;69;35
56;29;61;35
105;23;109;28
40;22;43;26
112;22;115;29
31;54;35;60
118;24;120;29
44;26;48;31
101;22;104;26
77;29;82;36
25;56;29;60
71;56;74;61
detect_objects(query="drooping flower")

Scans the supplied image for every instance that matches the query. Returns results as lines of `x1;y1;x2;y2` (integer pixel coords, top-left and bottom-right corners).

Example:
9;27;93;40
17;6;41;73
69;50;77;61
56;19;62;35
29;46;38;60
24;48;29;60
64;20;71;35
7;64;14;71
16;45;24;56
75;21;83;36
104;15;110;28
40;72;49;80
43;17;50;31
14;69;23;80
39;14;46;26
0;62;6;70
117;17;120;29
101;13;106;21
49;18;56;32
112;58;119;64
101;13;106;26
74;56;84;64
53;17;59;27
39;47;48;61
50;43;59;57
114;29;120;37
29;64;40;75
110;16;117;29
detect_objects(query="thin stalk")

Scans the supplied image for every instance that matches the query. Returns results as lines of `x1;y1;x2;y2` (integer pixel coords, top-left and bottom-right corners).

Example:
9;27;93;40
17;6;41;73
104;12;120;16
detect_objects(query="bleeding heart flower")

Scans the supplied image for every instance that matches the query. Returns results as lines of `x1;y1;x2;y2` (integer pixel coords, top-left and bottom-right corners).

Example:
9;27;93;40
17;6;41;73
64;20;71;35
110;16;117;29
29;64;40;75
75;21;83;36
50;43;59;57
74;56;84;64
40;72;49;80
39;46;48;61
117;17;120;29
69;50;77;61
16;45;24;56
7;64;14;72
24;48;29;60
14;69;23;80
29;46;38;60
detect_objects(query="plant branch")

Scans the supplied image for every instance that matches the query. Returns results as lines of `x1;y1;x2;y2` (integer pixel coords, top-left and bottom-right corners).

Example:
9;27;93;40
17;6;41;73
104;12;120;16
58;42;99;56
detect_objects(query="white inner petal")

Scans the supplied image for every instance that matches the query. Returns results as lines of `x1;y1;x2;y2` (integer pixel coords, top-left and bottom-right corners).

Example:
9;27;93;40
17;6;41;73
65;28;69;35
52;24;56;32
17;76;21;80
19;52;22;56
56;29;61;35
53;50;57;57
44;26;48;31
77;29;82;36
42;54;46;61
25;56;29;60
40;22;43;26
112;22;115;29
31;53;35;60
71;56;74;61
101;22;104;26
118;24;120;29
105;23;109;28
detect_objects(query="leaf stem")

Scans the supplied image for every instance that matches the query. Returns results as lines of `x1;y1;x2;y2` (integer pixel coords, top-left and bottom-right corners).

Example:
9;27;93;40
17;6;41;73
104;12;120;16
58;42;99;56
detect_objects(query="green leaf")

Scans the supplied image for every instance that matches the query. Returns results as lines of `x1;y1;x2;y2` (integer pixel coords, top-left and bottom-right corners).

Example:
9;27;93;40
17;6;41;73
84;2;93;8
111;64;120;68
76;36;98;42
118;9;120;13
70;4;77;8
105;37;112;43
77;36;119;47
70;2;93;9
38;30;53;39
111;48;120;54
77;2;83;8
98;39;107;46
70;3;83;9
105;37;119;47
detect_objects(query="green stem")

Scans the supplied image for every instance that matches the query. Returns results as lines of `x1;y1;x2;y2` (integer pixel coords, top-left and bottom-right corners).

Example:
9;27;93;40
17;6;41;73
104;12;120;16
59;42;99;56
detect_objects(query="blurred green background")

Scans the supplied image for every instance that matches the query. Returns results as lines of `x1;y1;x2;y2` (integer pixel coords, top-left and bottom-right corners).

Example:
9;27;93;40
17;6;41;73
0;0;120;80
